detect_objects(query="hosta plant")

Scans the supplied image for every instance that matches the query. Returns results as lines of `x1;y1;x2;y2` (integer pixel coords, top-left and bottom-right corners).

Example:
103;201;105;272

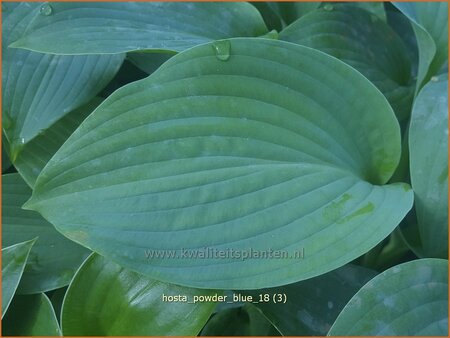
1;1;448;336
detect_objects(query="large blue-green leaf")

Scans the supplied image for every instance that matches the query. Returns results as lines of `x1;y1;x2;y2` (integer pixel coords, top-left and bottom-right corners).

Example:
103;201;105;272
329;259;448;336
2;173;90;294
280;5;414;120
393;2;448;91
243;264;377;335
61;253;217;335
26;38;413;289
2;3;123;158
6;98;102;188
1;239;35;317
408;76;448;258
2;293;61;336
201;304;280;336
10;2;267;55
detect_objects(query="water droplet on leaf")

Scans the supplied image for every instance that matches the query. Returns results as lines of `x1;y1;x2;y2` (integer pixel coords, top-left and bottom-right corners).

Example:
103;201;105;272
212;40;231;61
40;3;53;16
431;76;439;82
323;4;334;11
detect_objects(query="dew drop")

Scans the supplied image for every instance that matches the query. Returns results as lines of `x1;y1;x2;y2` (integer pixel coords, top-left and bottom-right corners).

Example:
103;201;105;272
40;3;53;16
431;76;439;82
323;4;334;11
212;40;231;61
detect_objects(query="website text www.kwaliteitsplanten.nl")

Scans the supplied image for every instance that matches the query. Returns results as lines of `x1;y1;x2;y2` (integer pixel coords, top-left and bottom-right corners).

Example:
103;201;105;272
144;247;305;261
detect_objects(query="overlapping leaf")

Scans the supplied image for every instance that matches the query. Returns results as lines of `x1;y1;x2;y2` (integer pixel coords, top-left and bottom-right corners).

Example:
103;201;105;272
329;259;448;336
10;2;267;55
393;2;448;91
7;98;102;187
2;239;35;317
243;264;377;335
61;254;217;336
26;38;413;289
280;5;414;120
398;218;424;258
409;76;448;258
2;3;123;157
2;174;90;294
2;294;61;336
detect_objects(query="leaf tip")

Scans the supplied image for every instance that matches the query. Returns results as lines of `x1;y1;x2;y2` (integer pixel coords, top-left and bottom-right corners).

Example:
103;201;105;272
22;197;37;211
399;182;412;193
9;137;26;163
7;40;23;49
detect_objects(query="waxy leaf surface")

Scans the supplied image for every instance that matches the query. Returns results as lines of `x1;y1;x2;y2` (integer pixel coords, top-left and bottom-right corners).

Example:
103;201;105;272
11;2;267;54
27;38;413;289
